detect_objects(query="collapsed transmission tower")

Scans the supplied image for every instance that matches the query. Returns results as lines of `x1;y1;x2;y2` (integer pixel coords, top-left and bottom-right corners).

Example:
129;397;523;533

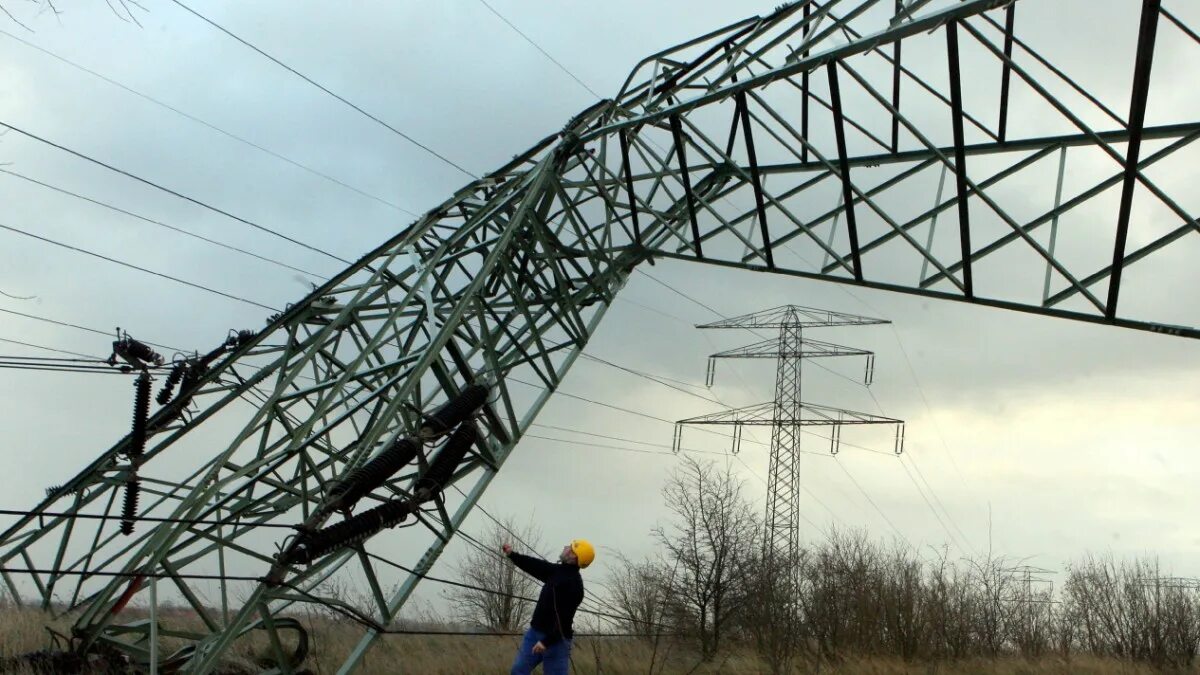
673;305;903;574
2;0;1200;672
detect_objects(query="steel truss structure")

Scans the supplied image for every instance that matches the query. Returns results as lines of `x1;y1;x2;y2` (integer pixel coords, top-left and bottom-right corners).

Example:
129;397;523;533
1;0;1199;672
673;305;901;666
673;305;902;567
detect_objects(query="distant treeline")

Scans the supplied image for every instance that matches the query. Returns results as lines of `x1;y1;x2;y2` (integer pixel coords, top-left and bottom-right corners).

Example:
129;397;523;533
600;457;1200;673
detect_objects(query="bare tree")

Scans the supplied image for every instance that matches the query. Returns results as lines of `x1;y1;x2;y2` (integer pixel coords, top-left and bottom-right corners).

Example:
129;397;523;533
1;0;145;30
653;456;758;660
741;545;802;675
605;553;671;639
448;517;541;632
1063;554;1200;668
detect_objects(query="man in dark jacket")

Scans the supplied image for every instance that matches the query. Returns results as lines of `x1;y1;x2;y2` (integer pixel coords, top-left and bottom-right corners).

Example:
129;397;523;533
503;539;594;675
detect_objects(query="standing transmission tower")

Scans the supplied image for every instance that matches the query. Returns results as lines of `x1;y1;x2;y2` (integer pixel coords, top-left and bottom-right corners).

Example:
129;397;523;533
673;305;903;579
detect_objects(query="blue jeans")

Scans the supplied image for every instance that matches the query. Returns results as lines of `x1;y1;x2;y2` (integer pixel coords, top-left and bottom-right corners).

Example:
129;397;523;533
510;628;571;675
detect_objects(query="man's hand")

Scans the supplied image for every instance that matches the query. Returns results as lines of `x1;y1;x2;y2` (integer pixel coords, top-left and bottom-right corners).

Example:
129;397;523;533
532;641;546;655
501;543;513;555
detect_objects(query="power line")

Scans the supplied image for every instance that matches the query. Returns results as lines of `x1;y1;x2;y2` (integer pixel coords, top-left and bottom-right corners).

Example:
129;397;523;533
718;223;979;553
857;382;975;553
0;508;294;529
579;353;721;404
475;0;603;100
528;429;843;549
532;423;724;452
578;352;709;390
831;457;908;544
0;336;102;359
622;277;949;551
0;565;654;638
0;361;134;376
0;121;350;266
511;374;895;457
0;567;259;582
167;0;478;181
0;28;419;218
886;322;970;483
896;454;970;553
362;549;658;629
0;307;185;356
0;169;323;280
443;492;655;626
636;269;869;387
527;433;738;459
0;288;36;300
0;222;280;312
524;430;850;543
0;355;104;363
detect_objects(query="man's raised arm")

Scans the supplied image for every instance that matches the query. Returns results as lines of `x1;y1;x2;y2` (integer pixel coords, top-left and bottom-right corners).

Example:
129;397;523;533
502;543;555;582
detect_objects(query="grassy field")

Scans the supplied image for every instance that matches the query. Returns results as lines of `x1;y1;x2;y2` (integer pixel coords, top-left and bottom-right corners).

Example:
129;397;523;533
0;606;1195;674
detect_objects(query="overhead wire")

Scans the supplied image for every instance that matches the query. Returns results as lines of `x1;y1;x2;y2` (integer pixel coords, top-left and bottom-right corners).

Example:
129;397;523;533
578;352;710;391
633;270;975;551
0;336;102;359
0;9;984;645
167;0;478;181
0;27;420;218
0;508;294;529
362;548;660;630
517;375;899;458
447;489;668;628
0;307;186;354
0;288;36;300
0;564;653;638
0;168;324;279
578;353;721;403
768;277;978;553
831;456;909;544
475;0;603;100
0;362;138;376
448;525;633;630
447;489;643;628
0;222;280;312
0;121;351;266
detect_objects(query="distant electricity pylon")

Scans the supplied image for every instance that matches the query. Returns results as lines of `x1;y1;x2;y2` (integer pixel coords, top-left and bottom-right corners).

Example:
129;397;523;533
673;305;903;576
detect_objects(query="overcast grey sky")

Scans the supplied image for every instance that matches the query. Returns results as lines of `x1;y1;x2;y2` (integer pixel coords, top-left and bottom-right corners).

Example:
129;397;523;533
0;0;1198;618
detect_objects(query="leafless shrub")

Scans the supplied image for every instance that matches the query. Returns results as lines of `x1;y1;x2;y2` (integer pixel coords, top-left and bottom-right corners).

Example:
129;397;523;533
652;456;759;660
1063;554;1200;668
0;0;145;30
604;553;671;639
448;516;541;633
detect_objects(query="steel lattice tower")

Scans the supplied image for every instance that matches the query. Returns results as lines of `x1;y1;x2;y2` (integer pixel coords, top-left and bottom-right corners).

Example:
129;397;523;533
1;0;1199;672
674;306;902;570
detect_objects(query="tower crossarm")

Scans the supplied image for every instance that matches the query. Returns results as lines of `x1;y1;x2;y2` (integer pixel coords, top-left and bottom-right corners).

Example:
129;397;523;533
706;336;877;386
709;336;871;360
676;401;902;427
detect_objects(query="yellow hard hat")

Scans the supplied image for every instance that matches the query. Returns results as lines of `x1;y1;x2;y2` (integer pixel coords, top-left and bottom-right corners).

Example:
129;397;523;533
570;539;595;568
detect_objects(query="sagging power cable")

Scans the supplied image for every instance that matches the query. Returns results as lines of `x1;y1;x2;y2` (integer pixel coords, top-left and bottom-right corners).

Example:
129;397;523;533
168;0;477;181
0;168;325;279
0;28;419;217
0;222;280;312
0;120;351;266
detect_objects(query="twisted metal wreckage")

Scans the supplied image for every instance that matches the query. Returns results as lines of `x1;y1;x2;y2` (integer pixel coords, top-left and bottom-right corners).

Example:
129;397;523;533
2;0;1199;671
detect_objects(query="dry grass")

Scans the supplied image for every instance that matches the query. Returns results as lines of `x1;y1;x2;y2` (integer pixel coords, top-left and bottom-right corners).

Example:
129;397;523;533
1;606;1198;674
